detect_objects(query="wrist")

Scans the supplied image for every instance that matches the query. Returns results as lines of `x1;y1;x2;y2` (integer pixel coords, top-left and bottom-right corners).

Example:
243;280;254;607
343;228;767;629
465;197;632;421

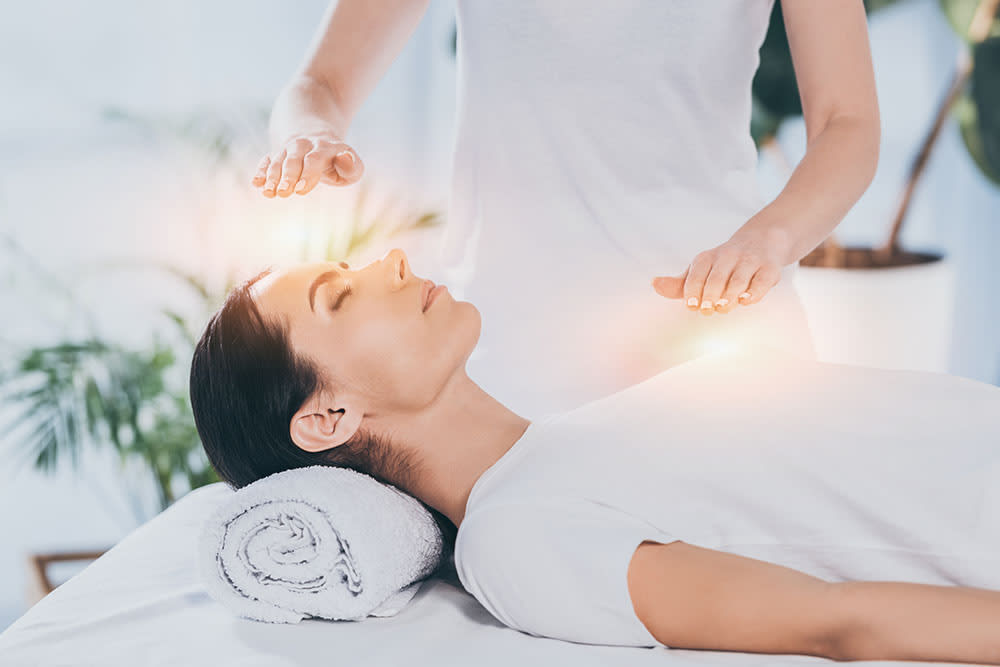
269;76;351;148
730;221;797;267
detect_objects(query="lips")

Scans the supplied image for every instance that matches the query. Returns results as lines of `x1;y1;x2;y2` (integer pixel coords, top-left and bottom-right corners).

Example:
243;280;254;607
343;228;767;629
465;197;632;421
422;279;436;312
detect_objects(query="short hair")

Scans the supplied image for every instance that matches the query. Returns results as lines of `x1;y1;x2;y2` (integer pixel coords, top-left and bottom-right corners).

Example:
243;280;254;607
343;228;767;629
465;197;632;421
189;269;456;561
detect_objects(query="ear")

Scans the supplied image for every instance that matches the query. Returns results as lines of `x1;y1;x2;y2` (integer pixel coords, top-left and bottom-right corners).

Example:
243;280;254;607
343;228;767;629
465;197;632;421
289;392;364;453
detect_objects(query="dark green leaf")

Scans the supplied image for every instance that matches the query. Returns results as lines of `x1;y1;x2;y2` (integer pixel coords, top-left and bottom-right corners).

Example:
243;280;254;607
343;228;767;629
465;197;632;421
970;36;1000;179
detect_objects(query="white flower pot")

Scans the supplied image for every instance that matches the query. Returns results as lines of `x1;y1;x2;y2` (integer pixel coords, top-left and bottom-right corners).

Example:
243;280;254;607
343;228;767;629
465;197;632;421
793;254;955;373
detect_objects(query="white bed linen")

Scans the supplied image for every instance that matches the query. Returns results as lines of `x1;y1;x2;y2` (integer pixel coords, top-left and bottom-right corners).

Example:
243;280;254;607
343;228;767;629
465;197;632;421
0;482;977;666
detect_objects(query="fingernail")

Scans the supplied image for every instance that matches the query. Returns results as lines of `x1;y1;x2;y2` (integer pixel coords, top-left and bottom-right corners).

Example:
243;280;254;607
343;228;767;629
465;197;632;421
716;298;729;308
700;299;713;310
295;179;308;192
739;292;751;303
687;297;699;307
338;151;355;165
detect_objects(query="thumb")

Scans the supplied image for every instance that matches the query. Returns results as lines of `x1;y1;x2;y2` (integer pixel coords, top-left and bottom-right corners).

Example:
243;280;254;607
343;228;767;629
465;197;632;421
651;270;687;299
332;149;363;183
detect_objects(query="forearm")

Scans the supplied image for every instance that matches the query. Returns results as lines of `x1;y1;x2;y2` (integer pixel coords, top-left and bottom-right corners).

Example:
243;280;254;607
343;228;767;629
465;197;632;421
733;115;881;266
268;73;352;148
831;579;1000;664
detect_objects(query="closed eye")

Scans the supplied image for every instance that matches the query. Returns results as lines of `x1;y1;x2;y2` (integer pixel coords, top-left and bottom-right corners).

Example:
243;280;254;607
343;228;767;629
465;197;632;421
330;284;352;311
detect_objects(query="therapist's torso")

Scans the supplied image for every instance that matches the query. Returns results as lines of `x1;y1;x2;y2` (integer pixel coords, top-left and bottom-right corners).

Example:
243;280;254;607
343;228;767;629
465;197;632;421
438;0;816;417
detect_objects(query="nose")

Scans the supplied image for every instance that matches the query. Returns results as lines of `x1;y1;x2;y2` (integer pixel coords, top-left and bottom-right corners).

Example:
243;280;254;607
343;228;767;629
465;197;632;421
383;247;410;286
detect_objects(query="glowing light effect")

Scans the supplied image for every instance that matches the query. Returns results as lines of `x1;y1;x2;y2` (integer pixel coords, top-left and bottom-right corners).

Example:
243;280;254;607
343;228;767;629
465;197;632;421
697;332;746;357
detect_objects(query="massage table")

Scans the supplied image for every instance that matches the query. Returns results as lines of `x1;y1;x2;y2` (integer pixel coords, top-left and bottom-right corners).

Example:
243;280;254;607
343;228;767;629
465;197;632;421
0;482;967;666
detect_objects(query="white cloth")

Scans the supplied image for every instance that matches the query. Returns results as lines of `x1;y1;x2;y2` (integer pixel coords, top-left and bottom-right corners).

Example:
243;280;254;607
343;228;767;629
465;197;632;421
455;343;1000;648
196;466;442;623
438;0;814;418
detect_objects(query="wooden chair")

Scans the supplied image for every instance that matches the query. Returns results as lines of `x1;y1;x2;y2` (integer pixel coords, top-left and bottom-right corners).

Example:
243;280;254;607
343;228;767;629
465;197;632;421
26;549;110;604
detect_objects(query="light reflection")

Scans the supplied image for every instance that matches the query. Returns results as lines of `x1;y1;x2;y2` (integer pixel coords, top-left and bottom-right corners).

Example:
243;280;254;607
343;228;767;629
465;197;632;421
697;332;746;358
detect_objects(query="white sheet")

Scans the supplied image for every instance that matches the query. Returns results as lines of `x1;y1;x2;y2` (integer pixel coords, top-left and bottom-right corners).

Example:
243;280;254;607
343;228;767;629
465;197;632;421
0;482;974;666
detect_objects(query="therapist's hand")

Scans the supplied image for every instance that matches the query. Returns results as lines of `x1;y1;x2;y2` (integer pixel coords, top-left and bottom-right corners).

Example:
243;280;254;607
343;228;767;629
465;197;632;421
252;131;364;197
650;228;793;315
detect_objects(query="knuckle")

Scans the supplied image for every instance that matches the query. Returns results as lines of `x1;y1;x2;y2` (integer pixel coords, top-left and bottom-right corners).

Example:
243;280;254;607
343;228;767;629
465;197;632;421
302;152;325;168
702;282;724;297
692;251;713;266
751;268;776;285
287;137;312;151
313;139;343;155
716;246;740;262
729;273;752;287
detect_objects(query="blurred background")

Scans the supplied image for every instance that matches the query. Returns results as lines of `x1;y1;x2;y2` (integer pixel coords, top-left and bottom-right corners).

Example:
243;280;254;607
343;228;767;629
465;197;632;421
0;0;997;632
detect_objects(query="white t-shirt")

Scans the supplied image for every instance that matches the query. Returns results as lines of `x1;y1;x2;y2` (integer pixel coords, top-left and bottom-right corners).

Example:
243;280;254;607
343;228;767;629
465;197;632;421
454;344;1000;648
437;0;816;418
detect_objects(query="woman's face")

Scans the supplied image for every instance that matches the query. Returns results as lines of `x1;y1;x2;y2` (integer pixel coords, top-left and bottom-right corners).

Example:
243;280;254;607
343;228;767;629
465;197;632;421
251;248;481;415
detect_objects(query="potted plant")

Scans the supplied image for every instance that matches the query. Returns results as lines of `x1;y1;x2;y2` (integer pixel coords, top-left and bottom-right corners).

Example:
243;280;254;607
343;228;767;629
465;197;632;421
752;0;1000;371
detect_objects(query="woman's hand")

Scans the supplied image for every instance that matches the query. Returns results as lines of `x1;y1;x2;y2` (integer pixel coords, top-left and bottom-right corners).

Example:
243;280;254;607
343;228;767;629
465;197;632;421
252;131;365;197
650;228;793;315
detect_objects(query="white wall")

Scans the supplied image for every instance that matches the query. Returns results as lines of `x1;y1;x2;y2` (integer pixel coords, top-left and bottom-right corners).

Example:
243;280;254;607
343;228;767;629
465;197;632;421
1;0;997;633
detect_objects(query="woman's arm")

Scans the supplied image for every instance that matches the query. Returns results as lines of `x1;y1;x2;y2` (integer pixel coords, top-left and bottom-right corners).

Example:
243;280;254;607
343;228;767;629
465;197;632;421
834;579;1000;663
259;0;431;195
627;540;1000;663
732;0;881;264
269;0;431;145
627;540;844;658
653;2;882;311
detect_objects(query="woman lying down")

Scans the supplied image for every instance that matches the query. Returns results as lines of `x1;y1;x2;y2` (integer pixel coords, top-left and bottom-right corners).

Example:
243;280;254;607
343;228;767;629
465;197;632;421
189;248;1000;664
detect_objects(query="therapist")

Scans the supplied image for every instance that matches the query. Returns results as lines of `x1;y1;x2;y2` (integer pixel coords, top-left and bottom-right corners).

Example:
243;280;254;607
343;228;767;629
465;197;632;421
252;0;880;418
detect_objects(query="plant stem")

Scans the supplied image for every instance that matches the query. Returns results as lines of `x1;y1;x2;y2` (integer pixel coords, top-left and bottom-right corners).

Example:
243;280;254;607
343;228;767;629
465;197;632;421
877;0;1000;262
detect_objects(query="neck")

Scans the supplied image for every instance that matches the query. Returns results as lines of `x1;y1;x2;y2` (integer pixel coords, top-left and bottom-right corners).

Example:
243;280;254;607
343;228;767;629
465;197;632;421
370;369;531;530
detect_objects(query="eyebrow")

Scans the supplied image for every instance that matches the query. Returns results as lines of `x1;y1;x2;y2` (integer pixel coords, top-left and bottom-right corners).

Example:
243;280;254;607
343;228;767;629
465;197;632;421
308;270;340;313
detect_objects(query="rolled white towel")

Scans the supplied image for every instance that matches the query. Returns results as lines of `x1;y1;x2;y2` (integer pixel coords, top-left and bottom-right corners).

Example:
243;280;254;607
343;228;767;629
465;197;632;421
196;465;443;623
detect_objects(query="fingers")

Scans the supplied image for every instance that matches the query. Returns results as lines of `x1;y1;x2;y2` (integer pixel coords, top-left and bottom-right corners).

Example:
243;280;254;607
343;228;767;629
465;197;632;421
261;148;287;198
651;267;688;299
682;252;713;313
252;155;270;187
698;250;739;316
744;264;781;305
718;257;758;313
295;150;326;195
655;254;782;315
252;136;364;197
720;259;780;310
274;139;311;197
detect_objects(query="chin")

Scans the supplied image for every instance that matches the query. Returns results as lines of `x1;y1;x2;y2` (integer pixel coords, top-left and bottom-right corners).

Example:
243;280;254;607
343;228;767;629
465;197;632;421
467;302;482;335
459;303;482;354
